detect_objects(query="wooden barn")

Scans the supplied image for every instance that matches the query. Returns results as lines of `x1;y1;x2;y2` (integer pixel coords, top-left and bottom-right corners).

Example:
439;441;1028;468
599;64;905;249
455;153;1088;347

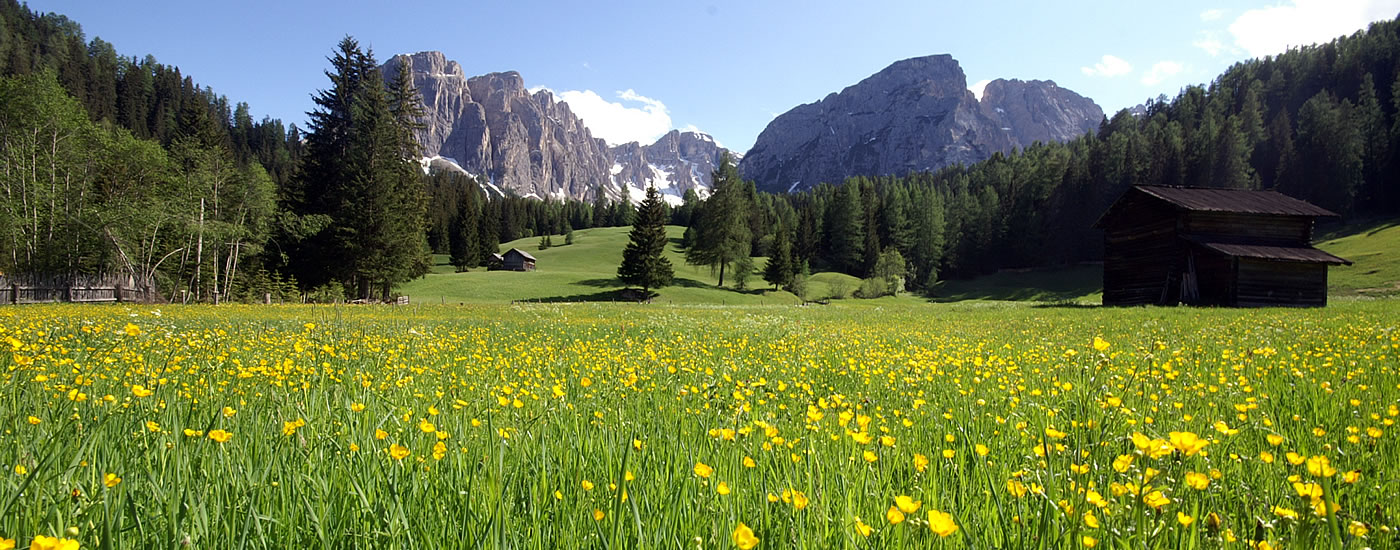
501;248;536;272
1095;186;1350;307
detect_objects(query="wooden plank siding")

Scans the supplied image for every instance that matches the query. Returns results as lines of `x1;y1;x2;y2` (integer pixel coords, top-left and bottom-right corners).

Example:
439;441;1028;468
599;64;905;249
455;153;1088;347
1102;197;1180;306
1096;186;1346;308
1234;259;1329;307
1180;211;1313;245
0;274;157;305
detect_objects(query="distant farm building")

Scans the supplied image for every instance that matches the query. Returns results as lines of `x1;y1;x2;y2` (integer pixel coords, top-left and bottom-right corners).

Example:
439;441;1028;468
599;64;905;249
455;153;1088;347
501;248;536;272
485;253;505;271
1095;186;1350;307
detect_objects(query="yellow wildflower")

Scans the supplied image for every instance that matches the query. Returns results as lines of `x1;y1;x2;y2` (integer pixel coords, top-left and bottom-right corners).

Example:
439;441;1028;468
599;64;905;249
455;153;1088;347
927;509;958;537
732;522;759;549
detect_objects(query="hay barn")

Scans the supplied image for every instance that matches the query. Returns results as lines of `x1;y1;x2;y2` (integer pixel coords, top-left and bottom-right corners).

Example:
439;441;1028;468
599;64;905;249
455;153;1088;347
1095;186;1350;307
502;248;536;272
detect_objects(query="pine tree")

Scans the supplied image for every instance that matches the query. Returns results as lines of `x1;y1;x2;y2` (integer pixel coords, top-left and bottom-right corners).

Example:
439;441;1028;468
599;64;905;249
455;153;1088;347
685;153;751;286
824;180;865;275
448;188;479;271
762;224;794;290
296;37;429;300
617;185;674;299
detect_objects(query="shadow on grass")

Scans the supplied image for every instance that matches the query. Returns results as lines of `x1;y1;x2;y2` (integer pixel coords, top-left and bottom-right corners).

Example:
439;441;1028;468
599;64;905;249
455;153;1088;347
572;277;710;290
1031;302;1102;309
574;278;623;288
524;277;760;303
517;289;634;303
1316;217;1400;240
924;266;1102;303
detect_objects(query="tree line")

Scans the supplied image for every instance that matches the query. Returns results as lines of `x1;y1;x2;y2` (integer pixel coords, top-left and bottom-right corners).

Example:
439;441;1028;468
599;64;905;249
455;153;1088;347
680;16;1400;297
4;0;1400;302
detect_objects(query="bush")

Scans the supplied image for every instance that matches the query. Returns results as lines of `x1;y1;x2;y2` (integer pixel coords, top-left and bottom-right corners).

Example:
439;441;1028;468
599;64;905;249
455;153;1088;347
307;281;346;303
856;277;891;299
788;274;809;301
827;278;852;300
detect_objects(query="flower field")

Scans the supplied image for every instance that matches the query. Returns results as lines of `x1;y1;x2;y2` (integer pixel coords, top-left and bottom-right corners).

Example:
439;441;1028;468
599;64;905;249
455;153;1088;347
1;301;1397;549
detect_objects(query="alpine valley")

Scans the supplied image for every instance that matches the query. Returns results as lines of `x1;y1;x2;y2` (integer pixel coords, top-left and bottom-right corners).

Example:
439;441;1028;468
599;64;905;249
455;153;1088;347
389;51;1103;201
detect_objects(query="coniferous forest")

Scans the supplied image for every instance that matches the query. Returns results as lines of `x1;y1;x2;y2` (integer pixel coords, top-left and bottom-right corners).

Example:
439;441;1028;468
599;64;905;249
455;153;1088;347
3;0;1400;301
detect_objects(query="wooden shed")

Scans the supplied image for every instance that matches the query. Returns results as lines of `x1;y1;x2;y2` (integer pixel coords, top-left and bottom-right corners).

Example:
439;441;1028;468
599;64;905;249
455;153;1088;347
484;253;505;271
502;248;536;272
1094;186;1350;307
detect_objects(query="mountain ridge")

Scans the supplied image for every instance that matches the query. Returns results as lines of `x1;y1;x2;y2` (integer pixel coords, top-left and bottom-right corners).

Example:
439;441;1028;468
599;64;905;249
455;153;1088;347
384;51;731;204
738;55;1103;192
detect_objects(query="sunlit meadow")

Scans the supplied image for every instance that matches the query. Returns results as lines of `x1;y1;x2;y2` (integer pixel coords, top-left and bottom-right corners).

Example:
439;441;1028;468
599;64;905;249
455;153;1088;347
1;301;1397;549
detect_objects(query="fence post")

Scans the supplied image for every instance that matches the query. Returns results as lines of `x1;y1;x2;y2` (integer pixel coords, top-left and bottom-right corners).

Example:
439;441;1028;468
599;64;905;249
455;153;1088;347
264;292;272;305
115;284;124;303
10;284;17;305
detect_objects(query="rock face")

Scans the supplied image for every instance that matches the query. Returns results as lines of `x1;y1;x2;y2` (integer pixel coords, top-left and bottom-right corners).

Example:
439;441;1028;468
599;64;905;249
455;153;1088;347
383;52;613;200
739;55;1102;193
383;51;732;203
609;130;735;204
978;78;1103;147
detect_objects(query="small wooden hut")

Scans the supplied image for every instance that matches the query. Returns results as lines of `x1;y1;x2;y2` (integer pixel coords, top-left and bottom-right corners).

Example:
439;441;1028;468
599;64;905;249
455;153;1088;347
484;253;505;271
1095;186;1350;307
502;248;536;272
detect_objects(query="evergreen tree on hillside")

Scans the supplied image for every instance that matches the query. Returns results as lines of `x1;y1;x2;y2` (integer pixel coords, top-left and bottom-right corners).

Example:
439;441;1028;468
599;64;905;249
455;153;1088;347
617;185;674;298
685;153;751;286
295;37;429;300
824;181;865;276
449;187;479;271
762;224;794;290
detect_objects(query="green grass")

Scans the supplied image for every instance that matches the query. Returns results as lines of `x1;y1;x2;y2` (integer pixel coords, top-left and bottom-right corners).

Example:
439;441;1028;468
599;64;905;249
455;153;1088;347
2;301;1397;549
926;265;1102;303
404;217;1400;306
1317;218;1400;297
404;226;800;305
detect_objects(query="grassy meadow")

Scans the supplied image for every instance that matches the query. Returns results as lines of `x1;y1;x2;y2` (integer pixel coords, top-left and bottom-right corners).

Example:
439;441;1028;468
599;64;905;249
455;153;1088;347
403;226;877;306
400;215;1399;308
1;300;1397;549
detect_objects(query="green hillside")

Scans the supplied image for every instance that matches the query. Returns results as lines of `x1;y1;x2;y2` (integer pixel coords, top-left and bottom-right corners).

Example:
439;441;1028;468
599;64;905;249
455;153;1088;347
399;218;1400;306
1318;219;1400;297
400;226;802;305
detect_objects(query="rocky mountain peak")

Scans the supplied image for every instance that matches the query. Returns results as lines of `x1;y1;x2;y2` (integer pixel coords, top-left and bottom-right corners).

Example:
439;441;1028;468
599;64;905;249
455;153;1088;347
978;79;1103;146
384;51;733;203
739;54;1101;193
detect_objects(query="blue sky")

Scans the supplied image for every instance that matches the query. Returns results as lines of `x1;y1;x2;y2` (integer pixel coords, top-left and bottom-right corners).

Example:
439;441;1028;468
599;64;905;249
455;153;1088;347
30;0;1400;153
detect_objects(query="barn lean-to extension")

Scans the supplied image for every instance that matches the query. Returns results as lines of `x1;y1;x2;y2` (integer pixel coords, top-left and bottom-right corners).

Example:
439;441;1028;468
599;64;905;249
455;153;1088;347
1095;186;1351;307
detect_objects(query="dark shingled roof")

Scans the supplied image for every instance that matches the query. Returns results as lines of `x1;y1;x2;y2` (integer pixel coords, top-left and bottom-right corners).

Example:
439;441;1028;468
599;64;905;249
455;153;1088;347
1193;240;1352;265
1135;185;1339;217
504;248;536;261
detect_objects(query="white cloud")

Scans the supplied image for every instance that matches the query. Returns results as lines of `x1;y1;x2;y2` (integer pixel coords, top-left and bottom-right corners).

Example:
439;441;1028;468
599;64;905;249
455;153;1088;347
1081;55;1133;78
1193;31;1228;56
1141;61;1185;86
554;88;673;146
969;79;992;101
1228;0;1400;58
1200;9;1224;21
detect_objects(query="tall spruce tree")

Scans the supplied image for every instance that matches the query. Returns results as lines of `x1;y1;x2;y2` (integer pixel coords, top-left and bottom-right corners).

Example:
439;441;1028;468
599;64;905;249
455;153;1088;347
685;153;751;286
617;185;673;298
762;224;794;290
296;37;429;300
448;187;479;271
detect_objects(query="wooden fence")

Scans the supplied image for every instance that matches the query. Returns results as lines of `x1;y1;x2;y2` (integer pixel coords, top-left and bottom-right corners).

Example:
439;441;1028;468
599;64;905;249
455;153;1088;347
0;274;158;305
